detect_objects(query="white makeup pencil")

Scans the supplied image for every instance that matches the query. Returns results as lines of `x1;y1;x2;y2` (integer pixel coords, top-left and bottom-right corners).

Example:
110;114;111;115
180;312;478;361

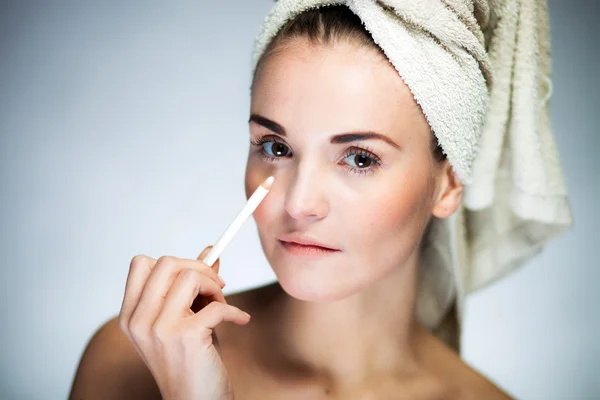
202;176;274;267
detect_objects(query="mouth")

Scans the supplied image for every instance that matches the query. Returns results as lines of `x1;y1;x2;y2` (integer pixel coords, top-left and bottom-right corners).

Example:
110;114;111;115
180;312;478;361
277;234;341;258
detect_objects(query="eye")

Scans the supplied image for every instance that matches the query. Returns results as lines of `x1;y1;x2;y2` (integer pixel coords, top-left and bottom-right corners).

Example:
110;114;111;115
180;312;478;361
263;141;291;157
250;135;292;162
340;147;383;176
344;153;374;169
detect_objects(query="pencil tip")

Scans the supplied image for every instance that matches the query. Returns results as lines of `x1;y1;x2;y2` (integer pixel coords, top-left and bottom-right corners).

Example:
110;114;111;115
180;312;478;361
261;176;274;190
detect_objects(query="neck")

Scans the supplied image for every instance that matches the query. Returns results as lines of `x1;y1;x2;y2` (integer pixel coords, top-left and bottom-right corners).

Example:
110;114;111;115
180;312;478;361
254;249;424;387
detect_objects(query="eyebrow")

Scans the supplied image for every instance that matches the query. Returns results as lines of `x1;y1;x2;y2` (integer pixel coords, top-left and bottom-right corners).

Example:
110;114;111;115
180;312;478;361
248;114;401;150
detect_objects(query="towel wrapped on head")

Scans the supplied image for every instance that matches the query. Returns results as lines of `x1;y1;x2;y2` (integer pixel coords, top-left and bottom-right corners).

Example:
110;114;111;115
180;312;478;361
252;0;573;350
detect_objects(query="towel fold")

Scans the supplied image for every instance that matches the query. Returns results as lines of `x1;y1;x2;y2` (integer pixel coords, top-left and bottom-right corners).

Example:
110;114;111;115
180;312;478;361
252;0;573;350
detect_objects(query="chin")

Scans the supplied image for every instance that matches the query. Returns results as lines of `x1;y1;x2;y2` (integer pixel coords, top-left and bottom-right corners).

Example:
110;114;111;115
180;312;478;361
272;265;366;303
259;234;374;302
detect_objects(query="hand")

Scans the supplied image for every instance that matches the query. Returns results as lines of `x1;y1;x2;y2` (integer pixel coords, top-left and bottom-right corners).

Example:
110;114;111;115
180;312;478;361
118;246;251;400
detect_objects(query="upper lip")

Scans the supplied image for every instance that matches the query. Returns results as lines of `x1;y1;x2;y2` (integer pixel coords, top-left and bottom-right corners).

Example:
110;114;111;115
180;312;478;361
278;233;340;251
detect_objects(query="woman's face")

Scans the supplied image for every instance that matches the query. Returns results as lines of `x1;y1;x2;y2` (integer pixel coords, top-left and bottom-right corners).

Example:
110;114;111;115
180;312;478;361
245;38;456;302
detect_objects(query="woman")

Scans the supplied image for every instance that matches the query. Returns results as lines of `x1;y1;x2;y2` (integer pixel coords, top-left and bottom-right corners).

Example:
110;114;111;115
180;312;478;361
70;2;572;399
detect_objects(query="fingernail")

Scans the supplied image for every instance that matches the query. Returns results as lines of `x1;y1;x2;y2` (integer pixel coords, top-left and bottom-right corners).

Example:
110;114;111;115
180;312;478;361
217;275;226;287
244;312;251;319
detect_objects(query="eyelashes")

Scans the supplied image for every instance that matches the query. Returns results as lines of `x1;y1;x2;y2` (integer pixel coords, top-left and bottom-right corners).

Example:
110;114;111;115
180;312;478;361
249;134;383;176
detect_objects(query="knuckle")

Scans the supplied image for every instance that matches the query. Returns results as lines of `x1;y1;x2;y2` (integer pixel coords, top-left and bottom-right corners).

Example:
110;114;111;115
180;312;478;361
154;255;178;273
156;255;176;266
117;314;128;334
128;314;148;340
129;254;151;271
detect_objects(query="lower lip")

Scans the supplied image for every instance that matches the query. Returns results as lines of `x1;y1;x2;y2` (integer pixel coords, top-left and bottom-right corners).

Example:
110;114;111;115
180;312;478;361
279;240;340;258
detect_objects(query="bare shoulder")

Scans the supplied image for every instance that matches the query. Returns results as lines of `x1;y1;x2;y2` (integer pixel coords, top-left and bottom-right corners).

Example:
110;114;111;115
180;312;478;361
224;282;282;310
449;358;513;400
214;284;284;388
69;317;161;400
70;285;278;400
418;331;514;400
214;282;281;345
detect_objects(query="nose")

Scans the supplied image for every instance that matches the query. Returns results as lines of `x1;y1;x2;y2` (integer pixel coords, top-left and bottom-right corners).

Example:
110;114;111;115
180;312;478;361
282;165;329;221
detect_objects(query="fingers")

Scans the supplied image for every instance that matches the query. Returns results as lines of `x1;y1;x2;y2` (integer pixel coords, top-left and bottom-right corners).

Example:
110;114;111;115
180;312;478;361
198;245;221;275
132;256;219;325
198;246;211;260
122;255;224;335
119;255;156;333
190;301;251;332
158;269;226;323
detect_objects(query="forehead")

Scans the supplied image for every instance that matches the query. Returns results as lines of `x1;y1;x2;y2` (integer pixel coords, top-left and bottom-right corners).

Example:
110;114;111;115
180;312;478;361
251;38;425;138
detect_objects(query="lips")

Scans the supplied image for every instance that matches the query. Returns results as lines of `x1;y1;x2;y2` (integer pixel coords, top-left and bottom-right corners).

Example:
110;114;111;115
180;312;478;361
278;240;340;258
277;233;341;258
277;233;339;251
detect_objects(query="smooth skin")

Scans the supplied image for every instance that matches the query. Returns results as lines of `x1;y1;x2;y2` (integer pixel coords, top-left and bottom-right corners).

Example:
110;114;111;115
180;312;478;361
70;38;512;399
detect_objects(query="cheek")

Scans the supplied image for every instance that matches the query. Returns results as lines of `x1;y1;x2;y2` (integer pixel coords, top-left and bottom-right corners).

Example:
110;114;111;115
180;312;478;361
351;170;433;267
247;183;281;264
244;153;277;197
251;193;277;230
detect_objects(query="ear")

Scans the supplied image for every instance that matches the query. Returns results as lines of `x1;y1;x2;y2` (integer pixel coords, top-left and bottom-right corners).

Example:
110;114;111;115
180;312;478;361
431;161;463;219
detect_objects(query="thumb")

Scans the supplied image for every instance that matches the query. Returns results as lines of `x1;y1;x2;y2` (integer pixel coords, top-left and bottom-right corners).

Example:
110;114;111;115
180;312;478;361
198;245;220;274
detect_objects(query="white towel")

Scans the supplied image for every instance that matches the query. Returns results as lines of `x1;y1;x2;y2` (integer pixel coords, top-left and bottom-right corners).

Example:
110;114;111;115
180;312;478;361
252;0;573;350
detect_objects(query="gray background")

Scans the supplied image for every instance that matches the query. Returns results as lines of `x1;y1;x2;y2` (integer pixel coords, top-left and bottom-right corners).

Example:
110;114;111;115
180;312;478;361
0;1;598;399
